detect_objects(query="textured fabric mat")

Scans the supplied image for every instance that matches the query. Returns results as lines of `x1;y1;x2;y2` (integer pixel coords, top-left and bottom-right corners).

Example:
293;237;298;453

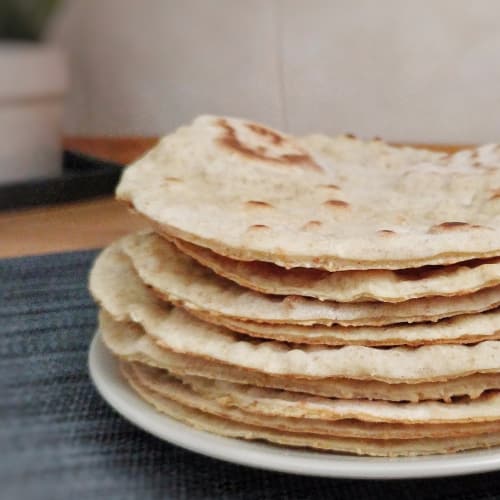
1;249;499;500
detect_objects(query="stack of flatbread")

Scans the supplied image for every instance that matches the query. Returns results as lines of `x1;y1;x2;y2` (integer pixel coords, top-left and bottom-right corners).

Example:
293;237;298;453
89;116;500;457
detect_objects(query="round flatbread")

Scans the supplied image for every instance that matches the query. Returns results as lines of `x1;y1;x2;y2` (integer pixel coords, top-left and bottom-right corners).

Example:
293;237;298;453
116;115;500;271
123;361;500;439
100;312;500;402
186;307;500;347
179;371;500;423
173;237;500;303
123;231;500;326
122;362;500;456
89;243;500;383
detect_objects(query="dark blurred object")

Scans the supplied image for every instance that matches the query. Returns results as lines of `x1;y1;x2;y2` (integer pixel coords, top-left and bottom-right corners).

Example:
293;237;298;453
0;0;62;40
0;151;122;211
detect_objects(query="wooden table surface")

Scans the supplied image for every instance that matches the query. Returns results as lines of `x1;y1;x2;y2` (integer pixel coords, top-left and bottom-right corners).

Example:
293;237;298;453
0;138;466;258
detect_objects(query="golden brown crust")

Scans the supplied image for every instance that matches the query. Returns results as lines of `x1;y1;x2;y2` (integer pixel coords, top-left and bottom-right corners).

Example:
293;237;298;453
216;118;322;172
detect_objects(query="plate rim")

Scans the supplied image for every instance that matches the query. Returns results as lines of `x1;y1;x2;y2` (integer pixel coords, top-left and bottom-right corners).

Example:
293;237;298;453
88;331;500;480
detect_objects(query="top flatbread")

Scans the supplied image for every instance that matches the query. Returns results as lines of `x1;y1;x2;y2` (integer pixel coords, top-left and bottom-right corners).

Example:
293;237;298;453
116;115;500;271
173;237;500;302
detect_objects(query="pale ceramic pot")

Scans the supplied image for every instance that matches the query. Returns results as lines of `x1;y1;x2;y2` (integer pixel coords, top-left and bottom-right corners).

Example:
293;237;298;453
0;43;67;184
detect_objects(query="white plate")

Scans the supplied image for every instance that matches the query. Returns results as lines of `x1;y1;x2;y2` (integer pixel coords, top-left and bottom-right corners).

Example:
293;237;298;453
89;332;500;480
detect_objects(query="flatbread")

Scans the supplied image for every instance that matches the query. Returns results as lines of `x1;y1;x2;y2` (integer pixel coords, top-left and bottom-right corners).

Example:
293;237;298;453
89;245;500;383
123;361;500;439
187;307;500;347
179;372;500;423
298;133;443;168
123;232;500;326
100;312;500;402
116;115;500;271
173;237;500;303
123;362;500;456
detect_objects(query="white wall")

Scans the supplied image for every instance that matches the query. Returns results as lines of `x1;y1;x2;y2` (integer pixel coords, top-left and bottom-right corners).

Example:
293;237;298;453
49;0;500;142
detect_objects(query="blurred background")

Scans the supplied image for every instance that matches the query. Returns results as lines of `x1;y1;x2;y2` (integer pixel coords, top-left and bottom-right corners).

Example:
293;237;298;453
48;0;500;142
2;0;500;255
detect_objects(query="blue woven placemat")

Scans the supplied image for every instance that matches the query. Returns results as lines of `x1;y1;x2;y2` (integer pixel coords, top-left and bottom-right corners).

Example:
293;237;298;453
1;249;500;500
